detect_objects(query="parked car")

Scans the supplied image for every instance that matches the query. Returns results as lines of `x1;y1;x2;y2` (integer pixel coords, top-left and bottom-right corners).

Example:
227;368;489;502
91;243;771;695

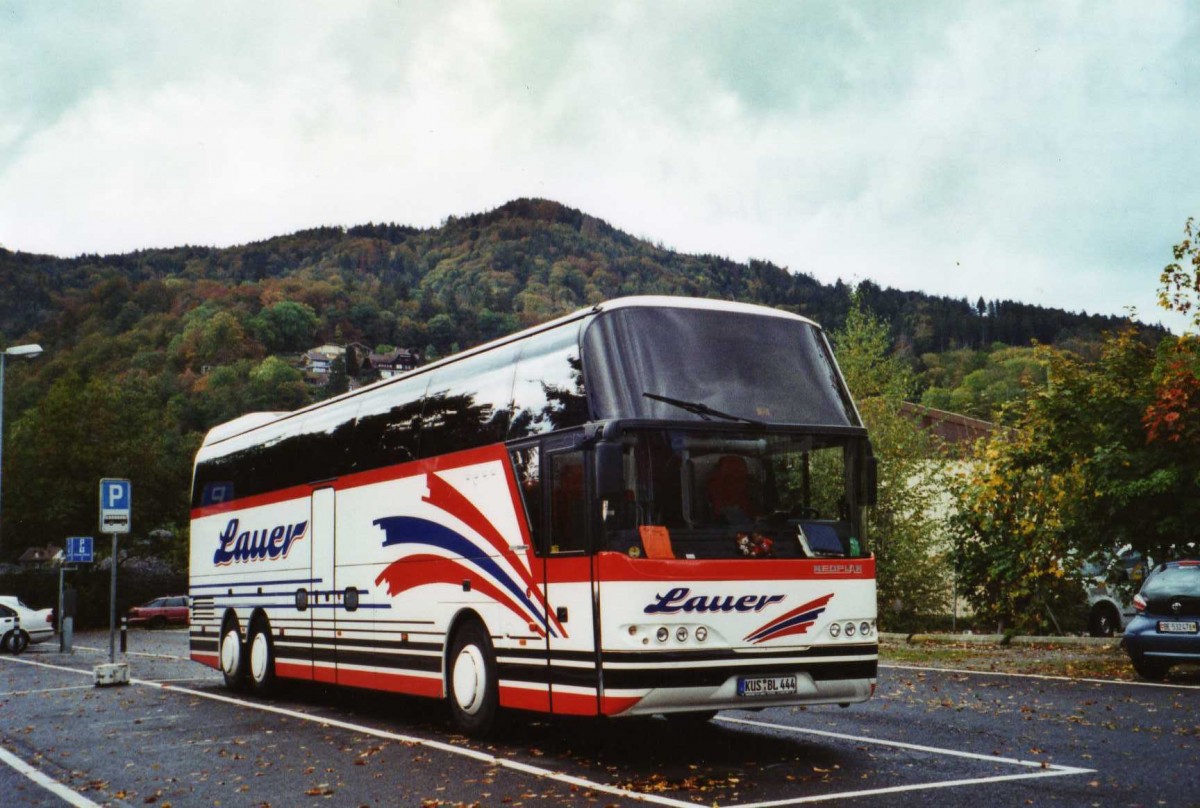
0;595;56;653
1083;548;1148;637
127;596;190;629
1123;559;1200;680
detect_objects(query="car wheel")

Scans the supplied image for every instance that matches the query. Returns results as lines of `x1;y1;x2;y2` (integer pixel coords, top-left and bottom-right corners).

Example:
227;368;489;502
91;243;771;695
149;616;167;630
1130;654;1169;681
246;620;276;696
1089;604;1120;637
2;630;28;655
448;621;499;736
220;621;246;690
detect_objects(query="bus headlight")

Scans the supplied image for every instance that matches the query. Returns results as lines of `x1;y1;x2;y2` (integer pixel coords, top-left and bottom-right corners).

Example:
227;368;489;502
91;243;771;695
695;627;708;642
844;622;857;637
656;627;669;643
860;621;872;637
676;627;689;642
829;622;841;638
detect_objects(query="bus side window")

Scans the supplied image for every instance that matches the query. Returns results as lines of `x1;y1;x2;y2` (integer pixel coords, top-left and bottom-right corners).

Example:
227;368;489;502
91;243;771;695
549;451;588;554
510;447;544;553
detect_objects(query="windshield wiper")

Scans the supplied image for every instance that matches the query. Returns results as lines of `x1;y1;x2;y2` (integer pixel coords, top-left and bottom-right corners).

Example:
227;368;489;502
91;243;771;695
643;392;765;427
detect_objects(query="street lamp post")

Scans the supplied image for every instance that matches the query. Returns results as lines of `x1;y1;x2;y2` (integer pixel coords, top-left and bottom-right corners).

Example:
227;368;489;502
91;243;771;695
0;344;44;553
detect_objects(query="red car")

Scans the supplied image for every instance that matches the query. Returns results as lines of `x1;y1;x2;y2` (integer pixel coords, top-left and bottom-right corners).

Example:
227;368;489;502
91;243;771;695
127;596;190;629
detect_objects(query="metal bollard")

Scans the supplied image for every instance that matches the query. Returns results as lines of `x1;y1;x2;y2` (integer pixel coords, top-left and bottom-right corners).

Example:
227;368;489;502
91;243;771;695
120;616;128;654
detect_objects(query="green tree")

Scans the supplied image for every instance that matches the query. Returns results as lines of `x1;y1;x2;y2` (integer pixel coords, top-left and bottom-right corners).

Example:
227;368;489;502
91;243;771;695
833;300;951;626
250;300;320;353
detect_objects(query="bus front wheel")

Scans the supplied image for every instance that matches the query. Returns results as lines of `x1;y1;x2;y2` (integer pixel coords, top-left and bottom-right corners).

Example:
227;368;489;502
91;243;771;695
448;621;498;736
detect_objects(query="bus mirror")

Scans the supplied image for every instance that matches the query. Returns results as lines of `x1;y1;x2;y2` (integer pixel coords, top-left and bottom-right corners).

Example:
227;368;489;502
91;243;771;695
595;442;624;499
863;455;878;506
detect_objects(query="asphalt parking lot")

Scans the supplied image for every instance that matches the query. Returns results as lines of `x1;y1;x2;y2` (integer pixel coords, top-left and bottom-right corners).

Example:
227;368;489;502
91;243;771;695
1;629;1197;807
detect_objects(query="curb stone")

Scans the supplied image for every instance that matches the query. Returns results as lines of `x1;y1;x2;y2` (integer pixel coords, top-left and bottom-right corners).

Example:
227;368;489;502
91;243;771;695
880;631;1121;650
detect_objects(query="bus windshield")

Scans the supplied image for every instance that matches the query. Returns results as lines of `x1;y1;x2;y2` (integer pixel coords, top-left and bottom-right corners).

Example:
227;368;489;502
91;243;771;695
600;429;869;561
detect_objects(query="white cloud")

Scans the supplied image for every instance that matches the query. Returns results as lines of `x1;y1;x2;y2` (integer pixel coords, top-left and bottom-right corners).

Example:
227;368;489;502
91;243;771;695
1;1;1197;330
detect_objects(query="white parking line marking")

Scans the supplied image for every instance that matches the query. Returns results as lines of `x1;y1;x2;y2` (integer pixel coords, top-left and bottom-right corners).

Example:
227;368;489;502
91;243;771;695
0;684;95;697
1;654;1101;807
0;744;100;808
717;716;1093;807
1;655;696;808
881;662;1200;690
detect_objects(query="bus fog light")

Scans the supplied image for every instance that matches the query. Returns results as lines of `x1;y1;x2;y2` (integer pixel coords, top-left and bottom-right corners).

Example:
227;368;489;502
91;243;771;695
829;623;841;638
695;627;708;642
860;621;872;637
844;622;856;637
676;627;689;642
656;627;669;643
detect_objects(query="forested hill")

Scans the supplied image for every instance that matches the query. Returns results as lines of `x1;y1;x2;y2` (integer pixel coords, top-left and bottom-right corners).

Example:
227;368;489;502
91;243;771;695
2;197;1135;361
0;198;1145;562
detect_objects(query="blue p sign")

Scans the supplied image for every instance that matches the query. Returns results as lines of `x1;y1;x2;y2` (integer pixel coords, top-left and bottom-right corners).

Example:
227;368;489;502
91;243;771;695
99;478;131;534
103;481;130;509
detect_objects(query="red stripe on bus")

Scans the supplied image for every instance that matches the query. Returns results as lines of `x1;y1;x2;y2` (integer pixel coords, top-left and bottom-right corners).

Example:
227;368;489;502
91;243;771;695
499;685;551;713
191;444;511;520
191;652;218;669
599;694;644;716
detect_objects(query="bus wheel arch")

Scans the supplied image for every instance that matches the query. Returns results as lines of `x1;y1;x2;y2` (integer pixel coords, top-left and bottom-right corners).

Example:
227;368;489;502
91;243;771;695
219;611;246;690
445;611;499;736
246;610;276;696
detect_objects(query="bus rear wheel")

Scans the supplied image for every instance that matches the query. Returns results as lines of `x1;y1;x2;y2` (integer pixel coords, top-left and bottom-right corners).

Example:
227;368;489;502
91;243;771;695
448;621;498;736
247;619;276;696
220;620;245;690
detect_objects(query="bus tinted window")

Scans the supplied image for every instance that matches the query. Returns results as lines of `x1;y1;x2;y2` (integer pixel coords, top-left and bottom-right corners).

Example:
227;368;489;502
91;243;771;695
583;308;857;427
419;342;522;458
509;323;588;439
352;374;430;471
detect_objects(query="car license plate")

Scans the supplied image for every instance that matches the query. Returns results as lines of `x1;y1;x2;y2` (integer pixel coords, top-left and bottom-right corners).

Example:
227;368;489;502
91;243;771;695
1157;621;1198;633
737;675;798;697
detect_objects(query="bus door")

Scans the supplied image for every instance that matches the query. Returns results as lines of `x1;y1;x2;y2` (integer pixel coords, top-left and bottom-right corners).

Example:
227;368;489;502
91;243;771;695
540;442;600;715
310;486;338;684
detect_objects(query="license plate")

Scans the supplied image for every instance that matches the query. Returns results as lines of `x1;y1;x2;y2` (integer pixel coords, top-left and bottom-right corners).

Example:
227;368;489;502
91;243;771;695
1158;621;1198;633
737;675;798;697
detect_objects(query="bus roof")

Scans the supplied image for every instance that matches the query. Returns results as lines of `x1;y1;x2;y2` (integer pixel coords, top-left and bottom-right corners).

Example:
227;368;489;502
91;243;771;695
198;296;825;451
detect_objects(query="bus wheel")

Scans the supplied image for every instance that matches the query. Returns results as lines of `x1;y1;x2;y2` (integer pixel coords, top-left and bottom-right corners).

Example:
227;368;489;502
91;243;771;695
219;620;246;690
448;621;498;736
247;619;276;696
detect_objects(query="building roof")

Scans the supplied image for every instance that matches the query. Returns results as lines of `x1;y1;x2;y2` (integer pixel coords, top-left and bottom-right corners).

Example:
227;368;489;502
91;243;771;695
900;401;1004;446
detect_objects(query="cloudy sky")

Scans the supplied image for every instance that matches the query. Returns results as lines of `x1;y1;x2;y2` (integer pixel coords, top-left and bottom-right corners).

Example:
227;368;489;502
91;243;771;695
2;1;1197;330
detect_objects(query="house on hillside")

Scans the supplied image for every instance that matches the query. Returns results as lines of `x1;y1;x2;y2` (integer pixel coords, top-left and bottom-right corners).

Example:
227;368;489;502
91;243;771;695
304;344;345;378
366;348;422;379
18;544;62;568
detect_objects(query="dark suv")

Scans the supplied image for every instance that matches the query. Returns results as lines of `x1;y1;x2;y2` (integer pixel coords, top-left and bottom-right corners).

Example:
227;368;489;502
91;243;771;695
1123;560;1200;680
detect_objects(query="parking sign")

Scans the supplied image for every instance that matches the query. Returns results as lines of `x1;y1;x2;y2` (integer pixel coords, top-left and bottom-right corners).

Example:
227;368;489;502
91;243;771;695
66;536;94;563
99;478;131;534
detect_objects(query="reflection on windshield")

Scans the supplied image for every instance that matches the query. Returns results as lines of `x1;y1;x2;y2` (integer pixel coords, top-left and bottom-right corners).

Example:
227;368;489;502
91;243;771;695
601;430;867;560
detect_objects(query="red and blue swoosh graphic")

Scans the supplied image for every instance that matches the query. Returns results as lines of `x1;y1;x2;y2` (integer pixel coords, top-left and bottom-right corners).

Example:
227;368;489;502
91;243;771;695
373;472;565;638
744;593;833;644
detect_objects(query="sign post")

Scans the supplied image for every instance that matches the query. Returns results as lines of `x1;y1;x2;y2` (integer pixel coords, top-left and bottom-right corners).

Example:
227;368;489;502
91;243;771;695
59;536;92;653
96;479;131;686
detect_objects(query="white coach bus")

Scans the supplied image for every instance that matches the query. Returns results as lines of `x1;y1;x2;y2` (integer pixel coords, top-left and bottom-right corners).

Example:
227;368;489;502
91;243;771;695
189;296;878;734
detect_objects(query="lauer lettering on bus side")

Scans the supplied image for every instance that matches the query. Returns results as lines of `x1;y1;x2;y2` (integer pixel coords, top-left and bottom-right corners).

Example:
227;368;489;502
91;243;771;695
643;587;786;614
213;518;308;565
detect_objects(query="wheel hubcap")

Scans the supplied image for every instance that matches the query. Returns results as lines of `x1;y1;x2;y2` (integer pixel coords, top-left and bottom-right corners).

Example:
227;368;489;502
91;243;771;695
452;645;485;714
221;630;240;675
250;633;269;682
